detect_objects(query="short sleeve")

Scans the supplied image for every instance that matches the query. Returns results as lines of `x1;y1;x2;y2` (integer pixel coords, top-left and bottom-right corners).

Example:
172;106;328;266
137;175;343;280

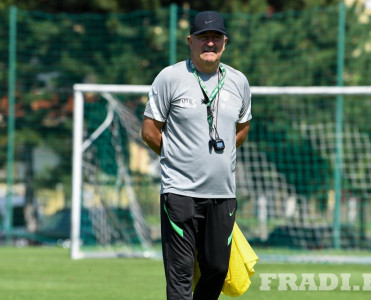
238;78;252;123
144;67;173;122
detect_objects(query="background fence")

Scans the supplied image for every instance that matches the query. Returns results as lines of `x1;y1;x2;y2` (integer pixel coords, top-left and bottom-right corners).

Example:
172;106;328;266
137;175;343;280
0;3;370;249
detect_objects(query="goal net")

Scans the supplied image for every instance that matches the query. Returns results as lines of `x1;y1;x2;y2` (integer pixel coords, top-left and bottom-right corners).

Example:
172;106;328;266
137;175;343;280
71;84;371;261
71;84;157;259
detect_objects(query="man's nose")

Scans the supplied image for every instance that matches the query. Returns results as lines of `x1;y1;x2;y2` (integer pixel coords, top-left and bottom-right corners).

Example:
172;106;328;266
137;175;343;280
206;38;215;45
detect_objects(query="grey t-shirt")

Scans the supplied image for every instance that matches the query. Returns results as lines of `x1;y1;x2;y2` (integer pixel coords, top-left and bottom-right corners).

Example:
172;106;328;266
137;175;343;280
144;59;252;198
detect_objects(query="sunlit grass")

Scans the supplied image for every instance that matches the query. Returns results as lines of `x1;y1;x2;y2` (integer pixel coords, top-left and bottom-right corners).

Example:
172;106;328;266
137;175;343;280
0;247;370;300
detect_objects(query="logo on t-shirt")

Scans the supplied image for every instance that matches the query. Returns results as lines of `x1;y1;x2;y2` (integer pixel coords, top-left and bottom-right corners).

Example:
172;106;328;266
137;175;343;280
180;98;197;108
219;89;230;109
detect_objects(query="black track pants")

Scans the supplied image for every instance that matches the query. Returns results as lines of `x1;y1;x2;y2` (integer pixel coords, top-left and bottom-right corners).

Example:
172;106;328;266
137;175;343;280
161;193;237;300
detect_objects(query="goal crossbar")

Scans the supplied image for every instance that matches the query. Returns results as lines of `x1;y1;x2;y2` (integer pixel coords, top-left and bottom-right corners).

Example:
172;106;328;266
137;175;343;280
73;84;371;95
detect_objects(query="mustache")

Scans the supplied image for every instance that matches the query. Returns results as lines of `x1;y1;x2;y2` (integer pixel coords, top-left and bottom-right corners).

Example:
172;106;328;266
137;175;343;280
202;46;217;53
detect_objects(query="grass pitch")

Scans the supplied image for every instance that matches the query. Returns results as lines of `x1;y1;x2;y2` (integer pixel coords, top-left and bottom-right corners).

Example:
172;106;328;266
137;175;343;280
0;246;370;300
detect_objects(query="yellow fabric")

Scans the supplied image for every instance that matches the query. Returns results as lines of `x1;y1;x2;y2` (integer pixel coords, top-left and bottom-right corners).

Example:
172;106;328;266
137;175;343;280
193;223;259;297
222;223;259;296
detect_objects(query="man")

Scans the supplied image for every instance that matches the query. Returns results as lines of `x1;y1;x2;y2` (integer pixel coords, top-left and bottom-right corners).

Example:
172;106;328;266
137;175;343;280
141;11;252;300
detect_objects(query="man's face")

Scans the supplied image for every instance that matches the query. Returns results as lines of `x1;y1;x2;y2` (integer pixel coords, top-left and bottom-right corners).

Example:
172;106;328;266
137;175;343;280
188;31;227;68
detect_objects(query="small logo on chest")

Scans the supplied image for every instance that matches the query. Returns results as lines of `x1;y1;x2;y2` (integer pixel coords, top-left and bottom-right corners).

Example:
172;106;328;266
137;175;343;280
180;98;197;108
219;90;231;109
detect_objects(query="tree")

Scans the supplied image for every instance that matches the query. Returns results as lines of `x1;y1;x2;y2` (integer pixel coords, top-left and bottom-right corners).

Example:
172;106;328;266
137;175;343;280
5;0;340;14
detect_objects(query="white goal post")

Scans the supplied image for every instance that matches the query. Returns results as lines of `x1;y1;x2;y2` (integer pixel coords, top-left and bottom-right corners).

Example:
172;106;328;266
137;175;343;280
72;84;155;259
71;84;371;261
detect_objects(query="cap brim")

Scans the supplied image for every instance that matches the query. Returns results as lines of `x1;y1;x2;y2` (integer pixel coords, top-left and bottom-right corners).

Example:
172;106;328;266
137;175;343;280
191;29;226;35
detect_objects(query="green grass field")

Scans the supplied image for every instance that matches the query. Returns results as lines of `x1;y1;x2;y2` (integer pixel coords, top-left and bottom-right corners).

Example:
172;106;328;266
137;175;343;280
0;247;370;300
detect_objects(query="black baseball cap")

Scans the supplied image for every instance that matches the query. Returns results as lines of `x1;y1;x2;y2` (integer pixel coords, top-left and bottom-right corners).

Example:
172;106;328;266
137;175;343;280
190;11;227;36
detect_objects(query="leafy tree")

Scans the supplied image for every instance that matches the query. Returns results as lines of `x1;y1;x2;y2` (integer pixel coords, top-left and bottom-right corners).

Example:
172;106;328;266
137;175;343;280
3;0;340;13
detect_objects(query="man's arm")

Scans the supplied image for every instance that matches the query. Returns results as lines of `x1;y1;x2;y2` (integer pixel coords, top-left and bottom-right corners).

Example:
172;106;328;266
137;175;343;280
236;121;250;148
141;116;165;155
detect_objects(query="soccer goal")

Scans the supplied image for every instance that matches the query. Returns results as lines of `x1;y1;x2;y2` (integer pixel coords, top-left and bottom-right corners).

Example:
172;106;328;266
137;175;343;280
71;84;157;259
71;84;371;261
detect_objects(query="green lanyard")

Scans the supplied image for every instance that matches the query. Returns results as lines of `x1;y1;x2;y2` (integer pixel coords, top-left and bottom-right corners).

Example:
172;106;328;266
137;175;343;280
189;59;226;133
